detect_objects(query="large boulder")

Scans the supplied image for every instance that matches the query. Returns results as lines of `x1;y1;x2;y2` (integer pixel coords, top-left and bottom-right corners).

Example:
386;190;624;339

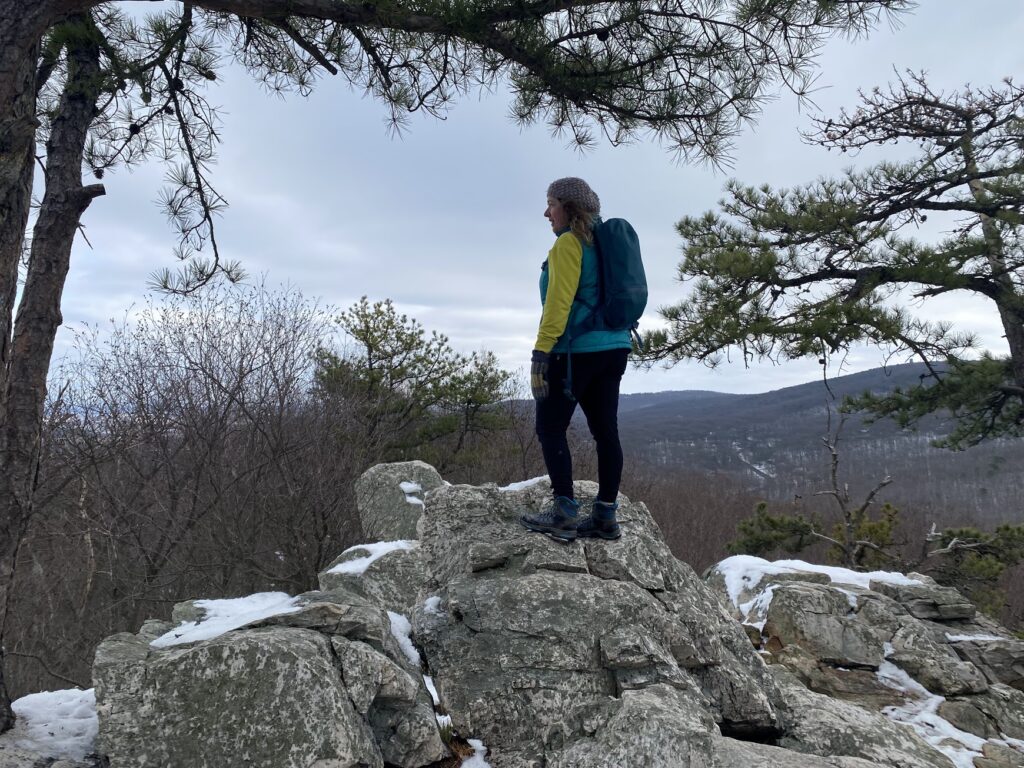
93;586;447;768
762;583;885;668
770;667;956;768
869;580;976;621
949;637;1024;691
412;478;785;767
887;624;987;696
355;460;443;540
706;555;1024;768
95;627;381;768
319;541;425;615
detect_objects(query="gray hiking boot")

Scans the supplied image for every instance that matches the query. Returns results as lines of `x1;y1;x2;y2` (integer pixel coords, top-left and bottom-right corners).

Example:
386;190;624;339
520;495;579;543
577;500;621;540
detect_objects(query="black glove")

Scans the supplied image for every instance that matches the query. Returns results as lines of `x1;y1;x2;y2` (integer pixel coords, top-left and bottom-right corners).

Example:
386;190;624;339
530;349;550;401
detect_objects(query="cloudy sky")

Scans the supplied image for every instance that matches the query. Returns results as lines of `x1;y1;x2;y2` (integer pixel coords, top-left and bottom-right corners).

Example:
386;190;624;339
57;1;1024;395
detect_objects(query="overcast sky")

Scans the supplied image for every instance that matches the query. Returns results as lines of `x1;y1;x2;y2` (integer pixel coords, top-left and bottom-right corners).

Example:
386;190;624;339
57;1;1024;395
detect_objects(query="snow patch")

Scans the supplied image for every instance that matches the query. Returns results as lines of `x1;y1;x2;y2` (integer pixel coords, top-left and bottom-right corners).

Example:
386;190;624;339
151;592;302;648
945;633;1004;643
423;675;441;706
738;585;777;632
422;595;444;616
4;688;97;761
400;480;426;506
462;738;492;767
833;586;861;611
875;659;1017;768
388;611;421;668
498;476;547;492
713;555;922;608
328;540;417;575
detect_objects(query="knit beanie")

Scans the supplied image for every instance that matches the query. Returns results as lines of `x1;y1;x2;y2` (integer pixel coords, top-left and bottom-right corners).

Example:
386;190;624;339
547;177;600;214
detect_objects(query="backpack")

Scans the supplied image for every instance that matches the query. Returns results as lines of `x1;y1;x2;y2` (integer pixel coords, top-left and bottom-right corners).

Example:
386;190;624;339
569;218;648;343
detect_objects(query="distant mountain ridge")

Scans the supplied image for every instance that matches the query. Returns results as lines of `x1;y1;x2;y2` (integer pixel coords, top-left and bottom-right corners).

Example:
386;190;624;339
617;362;936;448
612;362;1023;522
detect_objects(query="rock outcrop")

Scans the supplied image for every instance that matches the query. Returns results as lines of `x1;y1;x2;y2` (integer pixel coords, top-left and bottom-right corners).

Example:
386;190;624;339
355;459;443;541
90;463;1024;768
707;554;1024;768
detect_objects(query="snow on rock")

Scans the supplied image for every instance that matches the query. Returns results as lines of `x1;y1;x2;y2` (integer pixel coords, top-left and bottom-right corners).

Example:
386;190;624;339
3;688;97;761
738;585;777;631
462;738;492;767
423;675;441;706
422;595;444;616
945;633;1004;642
151;592;302;648
327;540;418;576
388;610;422;668
423;674;452;729
876;659;1022;768
400;480;426;507
713;554;923;608
498;476;547;492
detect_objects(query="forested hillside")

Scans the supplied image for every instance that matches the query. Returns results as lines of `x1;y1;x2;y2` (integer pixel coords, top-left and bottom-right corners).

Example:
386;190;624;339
617;363;1024;527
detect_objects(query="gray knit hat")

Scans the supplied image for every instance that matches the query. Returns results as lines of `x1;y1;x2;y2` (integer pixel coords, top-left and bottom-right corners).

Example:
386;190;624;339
547;177;600;214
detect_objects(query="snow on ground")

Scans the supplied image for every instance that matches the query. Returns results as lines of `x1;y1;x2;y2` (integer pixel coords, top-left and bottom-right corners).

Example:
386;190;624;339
498;476;547;492
1;688;97;761
462;738;492;767
713;555;923;609
388;611;422;667
945;633;1004;642
151;592;302;648
327;540;418;576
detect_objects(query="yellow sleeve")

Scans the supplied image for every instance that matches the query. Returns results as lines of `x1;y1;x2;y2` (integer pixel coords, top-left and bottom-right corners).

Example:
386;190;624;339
534;233;582;353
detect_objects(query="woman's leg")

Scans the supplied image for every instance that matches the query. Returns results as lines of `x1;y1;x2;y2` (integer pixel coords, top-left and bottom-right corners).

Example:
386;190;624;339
576;349;629;503
534;353;577;498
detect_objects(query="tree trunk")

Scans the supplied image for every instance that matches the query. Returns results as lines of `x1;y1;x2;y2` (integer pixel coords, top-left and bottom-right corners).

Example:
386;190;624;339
963;131;1024;390
0;9;103;732
0;0;47;734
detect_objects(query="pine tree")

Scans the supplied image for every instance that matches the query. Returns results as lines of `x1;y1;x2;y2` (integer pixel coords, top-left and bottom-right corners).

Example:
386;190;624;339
647;73;1024;449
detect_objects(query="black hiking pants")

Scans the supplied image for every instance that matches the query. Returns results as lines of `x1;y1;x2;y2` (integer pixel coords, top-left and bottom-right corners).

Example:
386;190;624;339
535;348;629;503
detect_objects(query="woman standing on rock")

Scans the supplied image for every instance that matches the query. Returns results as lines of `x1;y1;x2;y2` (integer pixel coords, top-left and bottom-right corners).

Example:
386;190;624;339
520;177;633;543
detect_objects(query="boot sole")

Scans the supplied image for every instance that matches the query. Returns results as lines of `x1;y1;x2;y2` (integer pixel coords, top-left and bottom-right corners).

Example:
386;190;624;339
521;520;577;543
578;530;621;541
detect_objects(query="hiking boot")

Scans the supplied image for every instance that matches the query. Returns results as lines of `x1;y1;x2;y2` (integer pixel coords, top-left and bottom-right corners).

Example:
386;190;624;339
520;496;579;543
577;500;621;540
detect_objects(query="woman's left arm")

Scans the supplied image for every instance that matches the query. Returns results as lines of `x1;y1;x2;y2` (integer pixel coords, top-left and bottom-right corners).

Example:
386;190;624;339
534;233;583;353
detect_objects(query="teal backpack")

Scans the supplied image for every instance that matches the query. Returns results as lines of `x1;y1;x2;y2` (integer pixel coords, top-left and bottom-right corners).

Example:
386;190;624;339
569;218;648;347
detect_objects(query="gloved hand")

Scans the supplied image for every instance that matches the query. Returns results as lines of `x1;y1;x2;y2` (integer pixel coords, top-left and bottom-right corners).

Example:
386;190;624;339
530;349;550;401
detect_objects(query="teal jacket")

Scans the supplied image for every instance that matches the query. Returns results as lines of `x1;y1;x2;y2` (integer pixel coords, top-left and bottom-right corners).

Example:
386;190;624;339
535;228;633;355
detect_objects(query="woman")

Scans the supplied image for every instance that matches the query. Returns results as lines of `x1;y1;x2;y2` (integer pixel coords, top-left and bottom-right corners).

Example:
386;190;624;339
520;177;633;543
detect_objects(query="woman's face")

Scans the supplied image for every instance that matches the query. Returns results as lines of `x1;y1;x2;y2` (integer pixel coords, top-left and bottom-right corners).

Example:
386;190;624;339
544;197;569;232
